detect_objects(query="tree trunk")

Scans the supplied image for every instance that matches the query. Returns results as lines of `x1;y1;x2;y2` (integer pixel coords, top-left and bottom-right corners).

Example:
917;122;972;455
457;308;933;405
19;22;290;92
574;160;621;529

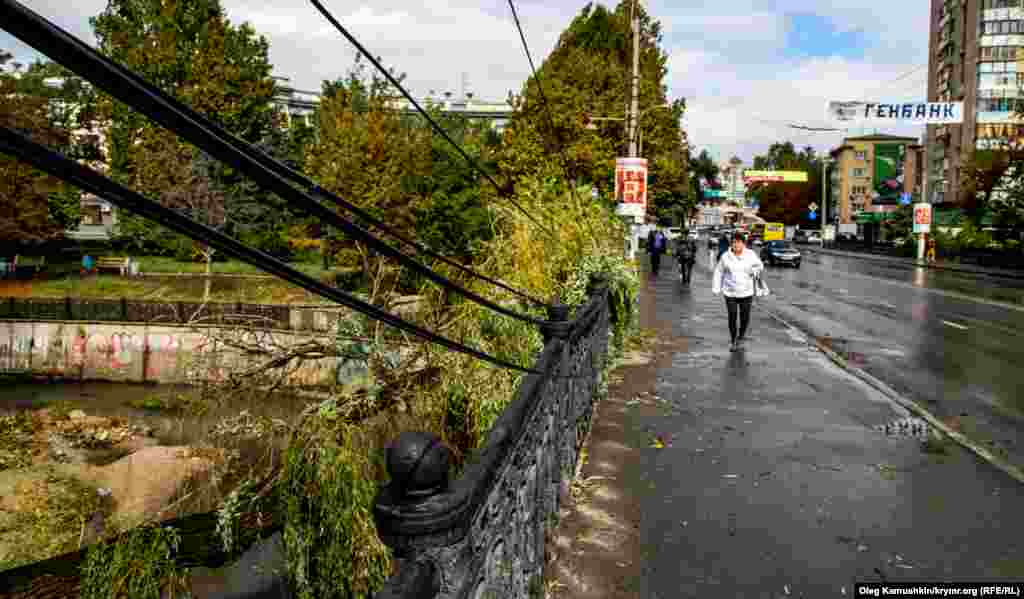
203;247;213;303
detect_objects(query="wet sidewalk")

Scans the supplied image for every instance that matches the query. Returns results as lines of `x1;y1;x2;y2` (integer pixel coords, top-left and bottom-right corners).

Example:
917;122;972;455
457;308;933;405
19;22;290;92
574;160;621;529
547;253;1024;599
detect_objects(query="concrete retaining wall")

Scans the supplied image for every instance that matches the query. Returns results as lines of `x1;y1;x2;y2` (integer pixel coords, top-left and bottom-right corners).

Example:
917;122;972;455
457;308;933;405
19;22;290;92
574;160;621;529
0;320;363;386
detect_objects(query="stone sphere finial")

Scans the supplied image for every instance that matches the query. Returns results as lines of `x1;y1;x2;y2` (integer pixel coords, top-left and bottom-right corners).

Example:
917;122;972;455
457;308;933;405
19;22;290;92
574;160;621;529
386;431;450;498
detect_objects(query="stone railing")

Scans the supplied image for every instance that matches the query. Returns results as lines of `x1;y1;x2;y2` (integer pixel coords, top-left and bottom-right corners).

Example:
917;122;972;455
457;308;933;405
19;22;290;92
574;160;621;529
372;275;612;599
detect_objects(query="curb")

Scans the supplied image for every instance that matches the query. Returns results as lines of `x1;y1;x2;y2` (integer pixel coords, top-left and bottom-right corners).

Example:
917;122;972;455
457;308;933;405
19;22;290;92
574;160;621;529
756;302;1024;487
807;248;1024;281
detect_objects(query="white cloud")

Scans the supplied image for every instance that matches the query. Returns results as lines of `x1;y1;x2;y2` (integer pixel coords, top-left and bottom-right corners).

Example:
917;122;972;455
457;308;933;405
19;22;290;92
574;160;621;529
1;0;932;162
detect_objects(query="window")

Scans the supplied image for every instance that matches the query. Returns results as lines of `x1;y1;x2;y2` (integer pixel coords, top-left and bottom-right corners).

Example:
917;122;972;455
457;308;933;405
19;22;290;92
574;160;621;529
81;205;102;226
852;168;867;178
854;151;867;161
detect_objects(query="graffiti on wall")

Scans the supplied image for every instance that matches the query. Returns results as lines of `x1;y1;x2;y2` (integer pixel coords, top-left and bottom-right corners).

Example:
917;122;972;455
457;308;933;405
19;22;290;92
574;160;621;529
0;321;350;386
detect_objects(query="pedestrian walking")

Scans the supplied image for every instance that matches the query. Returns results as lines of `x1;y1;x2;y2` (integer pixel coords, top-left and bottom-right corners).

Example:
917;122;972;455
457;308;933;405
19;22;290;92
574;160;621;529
647;225;669;277
707;235;717;264
676;233;697;284
712;233;765;352
926;235;937;263
717;233;730;262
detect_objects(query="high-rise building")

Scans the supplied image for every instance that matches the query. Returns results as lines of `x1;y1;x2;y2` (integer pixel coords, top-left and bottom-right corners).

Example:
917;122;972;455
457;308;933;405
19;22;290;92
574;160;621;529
927;0;1024;206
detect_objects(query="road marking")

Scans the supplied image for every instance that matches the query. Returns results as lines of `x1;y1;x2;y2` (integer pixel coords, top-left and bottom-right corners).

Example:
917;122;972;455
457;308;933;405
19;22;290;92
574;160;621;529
791;259;1024;313
941;320;968;330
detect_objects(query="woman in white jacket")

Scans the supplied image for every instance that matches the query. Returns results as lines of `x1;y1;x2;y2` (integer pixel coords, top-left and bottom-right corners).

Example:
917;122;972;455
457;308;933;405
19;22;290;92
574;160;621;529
712;233;764;351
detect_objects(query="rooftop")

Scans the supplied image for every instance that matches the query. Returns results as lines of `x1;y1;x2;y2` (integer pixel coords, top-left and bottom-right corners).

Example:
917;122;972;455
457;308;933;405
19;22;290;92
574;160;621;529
842;133;919;142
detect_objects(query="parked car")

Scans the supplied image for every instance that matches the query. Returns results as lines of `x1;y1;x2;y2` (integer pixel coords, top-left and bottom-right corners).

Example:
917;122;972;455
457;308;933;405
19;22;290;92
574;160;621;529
807;231;822;243
793;230;809;244
687;230;699;241
667;227;683;241
761;240;802;268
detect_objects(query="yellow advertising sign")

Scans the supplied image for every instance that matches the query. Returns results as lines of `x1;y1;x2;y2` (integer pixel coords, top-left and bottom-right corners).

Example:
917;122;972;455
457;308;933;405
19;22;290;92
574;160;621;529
742;170;808;183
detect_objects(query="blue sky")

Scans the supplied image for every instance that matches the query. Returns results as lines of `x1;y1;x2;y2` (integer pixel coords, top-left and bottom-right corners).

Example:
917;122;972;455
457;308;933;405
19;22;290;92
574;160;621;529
784;13;868;60
1;0;931;163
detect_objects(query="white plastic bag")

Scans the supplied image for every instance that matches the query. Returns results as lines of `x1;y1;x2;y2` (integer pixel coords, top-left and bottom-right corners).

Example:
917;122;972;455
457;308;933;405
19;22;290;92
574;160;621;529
755;273;770;298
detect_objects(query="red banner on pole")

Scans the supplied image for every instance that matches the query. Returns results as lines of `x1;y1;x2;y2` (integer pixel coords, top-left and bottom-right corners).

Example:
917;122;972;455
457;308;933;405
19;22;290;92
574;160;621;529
615;158;647;217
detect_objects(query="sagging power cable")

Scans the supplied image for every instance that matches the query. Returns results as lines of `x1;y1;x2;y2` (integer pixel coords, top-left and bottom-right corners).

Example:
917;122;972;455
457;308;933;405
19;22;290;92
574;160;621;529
0;0;553;327
0;125;568;376
0;1;546;308
307;0;556;239
506;0;594;241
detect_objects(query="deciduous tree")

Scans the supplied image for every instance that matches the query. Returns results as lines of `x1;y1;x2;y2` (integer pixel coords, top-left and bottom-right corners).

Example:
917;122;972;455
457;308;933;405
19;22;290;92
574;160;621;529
90;0;277;254
0;51;100;246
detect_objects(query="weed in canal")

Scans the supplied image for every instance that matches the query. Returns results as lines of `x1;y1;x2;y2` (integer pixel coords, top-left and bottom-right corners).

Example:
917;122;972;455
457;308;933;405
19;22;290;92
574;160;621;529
125;392;209;416
0;468;113;571
281;415;391;599
0;412;40;471
79;524;189;599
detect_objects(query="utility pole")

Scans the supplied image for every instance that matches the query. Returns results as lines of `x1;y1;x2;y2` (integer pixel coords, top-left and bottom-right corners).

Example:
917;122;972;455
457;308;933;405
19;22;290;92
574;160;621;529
627;0;640;157
821;159;828;247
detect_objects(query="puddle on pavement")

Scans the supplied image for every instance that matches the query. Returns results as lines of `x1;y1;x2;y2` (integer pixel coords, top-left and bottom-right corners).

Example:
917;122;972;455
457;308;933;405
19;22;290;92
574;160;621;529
815;337;873;368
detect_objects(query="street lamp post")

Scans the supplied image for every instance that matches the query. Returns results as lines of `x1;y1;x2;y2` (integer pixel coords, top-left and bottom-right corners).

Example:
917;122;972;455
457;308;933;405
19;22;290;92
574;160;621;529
634;104;672;157
821;157;834;248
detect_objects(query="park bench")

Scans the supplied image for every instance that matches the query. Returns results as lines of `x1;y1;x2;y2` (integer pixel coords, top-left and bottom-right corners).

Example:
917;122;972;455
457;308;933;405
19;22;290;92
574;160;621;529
0;255;46;279
95;256;132;276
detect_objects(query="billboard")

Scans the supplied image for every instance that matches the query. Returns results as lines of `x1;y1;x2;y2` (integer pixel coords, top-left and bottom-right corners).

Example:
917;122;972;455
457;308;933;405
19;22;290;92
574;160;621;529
826;100;963;124
615;158;647;218
913;203;932;234
703;190;727;198
873;144;906;203
743;170;808;183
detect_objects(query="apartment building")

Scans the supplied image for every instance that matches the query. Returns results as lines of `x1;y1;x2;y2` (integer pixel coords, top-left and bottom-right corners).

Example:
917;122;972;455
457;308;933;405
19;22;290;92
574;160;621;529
829;134;921;241
927;0;1024;206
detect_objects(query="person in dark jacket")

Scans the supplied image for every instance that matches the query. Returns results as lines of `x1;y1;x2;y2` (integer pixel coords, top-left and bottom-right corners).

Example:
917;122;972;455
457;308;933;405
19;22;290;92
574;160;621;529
717;234;730;261
647;226;668;276
676;234;697;284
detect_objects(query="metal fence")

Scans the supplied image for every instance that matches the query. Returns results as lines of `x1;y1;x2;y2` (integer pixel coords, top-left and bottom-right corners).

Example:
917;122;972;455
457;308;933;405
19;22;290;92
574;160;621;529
0;296;319;331
0;274;614;598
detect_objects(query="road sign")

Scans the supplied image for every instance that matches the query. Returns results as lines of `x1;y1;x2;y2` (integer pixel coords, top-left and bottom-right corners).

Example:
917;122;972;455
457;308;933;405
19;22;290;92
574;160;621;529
808;202;819;212
900;192;912;205
809;211;817;220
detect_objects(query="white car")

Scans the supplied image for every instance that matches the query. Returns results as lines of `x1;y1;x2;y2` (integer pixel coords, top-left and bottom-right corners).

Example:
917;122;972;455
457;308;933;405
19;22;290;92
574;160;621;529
807;232;822;243
667;227;683;241
687;230;699;240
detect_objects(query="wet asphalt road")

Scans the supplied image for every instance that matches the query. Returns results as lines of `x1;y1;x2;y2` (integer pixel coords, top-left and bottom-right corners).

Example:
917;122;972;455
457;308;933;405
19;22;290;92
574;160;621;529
751;246;1024;471
630;254;1024;598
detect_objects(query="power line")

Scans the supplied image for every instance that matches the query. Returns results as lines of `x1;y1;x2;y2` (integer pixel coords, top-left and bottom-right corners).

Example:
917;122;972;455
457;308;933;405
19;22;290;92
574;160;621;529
0;125;573;376
506;0;594;240
0;2;548;307
0;0;555;326
307;0;555;238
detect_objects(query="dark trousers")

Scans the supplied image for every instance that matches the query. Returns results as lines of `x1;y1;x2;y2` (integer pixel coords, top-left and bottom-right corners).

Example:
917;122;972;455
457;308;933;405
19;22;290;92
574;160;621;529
650;252;663;275
725;296;753;342
679;258;694;283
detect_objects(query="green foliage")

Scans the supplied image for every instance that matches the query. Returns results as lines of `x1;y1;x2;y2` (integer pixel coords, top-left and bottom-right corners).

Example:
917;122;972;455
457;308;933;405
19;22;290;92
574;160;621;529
500;1;690;220
281;419;390;599
0;469;112;571
749;142;824;226
0;412;38;471
562;253;639;352
80;525;187;599
1;51;97;243
92;0;278;254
